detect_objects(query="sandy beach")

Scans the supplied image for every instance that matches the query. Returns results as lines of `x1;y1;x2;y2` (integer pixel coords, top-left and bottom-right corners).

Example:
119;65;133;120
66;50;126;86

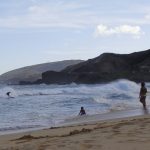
0;110;150;150
0;109;150;150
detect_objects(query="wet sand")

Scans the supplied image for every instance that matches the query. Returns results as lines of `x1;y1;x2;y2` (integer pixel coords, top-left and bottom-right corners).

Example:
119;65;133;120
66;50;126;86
0;108;150;150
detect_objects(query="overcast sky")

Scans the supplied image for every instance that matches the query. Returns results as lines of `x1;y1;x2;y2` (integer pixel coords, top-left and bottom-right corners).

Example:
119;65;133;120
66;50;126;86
0;0;150;74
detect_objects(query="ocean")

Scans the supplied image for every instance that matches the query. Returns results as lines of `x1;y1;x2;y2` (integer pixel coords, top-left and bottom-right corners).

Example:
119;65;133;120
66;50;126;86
0;79;149;134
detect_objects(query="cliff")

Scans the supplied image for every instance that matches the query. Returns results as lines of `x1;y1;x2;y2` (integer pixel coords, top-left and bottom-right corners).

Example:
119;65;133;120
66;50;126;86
41;49;150;84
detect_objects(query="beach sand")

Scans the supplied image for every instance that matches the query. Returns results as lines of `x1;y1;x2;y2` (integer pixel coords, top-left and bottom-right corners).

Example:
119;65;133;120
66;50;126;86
0;109;150;150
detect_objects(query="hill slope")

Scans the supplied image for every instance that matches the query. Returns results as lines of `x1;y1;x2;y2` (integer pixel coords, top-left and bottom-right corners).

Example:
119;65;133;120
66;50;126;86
0;60;83;84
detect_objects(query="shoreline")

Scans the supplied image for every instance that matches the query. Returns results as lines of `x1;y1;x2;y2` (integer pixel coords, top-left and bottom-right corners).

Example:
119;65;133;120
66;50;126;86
0;107;149;136
0;108;150;149
60;107;149;126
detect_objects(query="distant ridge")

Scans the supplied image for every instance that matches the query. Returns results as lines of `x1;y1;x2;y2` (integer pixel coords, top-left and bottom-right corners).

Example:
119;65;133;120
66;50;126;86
40;49;150;84
0;60;84;84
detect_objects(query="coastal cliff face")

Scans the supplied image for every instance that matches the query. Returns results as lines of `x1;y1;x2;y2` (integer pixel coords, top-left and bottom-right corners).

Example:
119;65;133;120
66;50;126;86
41;49;150;84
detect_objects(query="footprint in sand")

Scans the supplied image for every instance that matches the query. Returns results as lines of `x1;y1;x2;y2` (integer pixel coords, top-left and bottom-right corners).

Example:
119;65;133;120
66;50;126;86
80;143;93;149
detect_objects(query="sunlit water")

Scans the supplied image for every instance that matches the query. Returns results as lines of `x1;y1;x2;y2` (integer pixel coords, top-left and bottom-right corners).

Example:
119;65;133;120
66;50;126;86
0;79;149;134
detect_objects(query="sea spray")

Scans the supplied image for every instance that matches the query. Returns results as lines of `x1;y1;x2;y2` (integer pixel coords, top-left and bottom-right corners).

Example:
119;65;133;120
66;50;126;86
0;79;149;134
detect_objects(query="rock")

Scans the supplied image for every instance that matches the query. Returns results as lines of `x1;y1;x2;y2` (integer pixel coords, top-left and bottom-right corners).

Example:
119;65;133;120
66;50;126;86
40;49;150;84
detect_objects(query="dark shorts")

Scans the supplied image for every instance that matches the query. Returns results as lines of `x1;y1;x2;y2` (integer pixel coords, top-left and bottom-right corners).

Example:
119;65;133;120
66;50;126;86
140;96;146;104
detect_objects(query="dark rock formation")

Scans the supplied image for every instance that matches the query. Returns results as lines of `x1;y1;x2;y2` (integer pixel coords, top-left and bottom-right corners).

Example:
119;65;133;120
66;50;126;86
40;49;150;84
42;71;76;84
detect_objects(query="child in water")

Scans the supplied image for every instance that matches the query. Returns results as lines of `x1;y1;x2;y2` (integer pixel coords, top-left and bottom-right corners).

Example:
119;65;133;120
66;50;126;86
6;92;11;97
79;107;86;116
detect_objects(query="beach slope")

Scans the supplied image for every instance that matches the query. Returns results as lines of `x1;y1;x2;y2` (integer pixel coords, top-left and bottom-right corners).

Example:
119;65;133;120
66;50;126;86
0;113;150;150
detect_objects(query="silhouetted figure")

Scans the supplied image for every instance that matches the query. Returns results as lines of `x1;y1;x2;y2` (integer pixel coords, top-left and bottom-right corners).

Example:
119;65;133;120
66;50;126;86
6;92;11;97
79;107;86;116
139;82;147;109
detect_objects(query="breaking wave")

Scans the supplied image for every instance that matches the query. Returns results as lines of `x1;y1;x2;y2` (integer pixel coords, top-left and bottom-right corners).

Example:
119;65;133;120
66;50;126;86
0;79;149;134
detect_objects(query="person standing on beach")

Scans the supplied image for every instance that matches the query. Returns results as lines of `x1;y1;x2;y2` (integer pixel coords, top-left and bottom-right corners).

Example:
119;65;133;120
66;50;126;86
139;82;147;109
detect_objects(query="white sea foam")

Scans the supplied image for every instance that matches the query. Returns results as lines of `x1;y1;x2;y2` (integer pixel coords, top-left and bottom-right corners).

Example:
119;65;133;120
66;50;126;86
0;79;149;133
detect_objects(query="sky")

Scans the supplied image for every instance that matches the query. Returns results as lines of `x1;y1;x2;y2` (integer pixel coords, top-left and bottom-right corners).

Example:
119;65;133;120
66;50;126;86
0;0;150;74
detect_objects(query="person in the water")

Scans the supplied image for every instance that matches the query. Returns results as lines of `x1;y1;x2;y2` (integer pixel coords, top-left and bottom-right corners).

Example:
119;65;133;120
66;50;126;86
6;92;11;97
79;107;86;116
139;82;147;109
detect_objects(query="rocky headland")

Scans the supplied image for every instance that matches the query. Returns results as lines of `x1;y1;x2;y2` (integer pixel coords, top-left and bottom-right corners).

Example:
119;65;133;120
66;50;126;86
31;49;150;85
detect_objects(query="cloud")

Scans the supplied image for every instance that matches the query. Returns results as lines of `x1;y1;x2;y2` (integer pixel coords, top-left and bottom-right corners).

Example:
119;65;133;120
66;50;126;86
145;14;150;20
28;5;48;15
0;1;149;29
0;2;95;29
95;24;144;38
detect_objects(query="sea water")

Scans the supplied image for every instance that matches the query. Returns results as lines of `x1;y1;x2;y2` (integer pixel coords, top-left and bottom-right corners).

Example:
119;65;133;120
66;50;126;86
0;79;149;134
